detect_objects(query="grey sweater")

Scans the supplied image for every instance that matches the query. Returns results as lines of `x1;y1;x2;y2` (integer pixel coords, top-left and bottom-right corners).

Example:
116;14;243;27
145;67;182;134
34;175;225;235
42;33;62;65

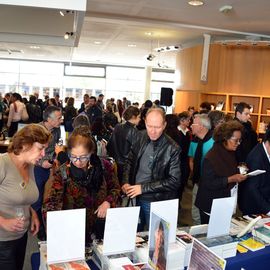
0;153;38;241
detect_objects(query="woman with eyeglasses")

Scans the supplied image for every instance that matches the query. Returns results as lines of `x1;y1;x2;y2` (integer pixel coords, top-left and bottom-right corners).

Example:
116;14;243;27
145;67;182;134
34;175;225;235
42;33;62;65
195;120;247;224
42;126;121;243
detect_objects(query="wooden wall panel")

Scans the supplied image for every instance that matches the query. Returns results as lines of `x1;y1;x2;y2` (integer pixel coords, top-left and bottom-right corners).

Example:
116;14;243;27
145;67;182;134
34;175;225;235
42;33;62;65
175;44;270;110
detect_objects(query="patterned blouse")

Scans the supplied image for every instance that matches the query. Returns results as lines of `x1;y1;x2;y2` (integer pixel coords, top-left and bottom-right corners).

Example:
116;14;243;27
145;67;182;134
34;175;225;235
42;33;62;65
42;156;121;243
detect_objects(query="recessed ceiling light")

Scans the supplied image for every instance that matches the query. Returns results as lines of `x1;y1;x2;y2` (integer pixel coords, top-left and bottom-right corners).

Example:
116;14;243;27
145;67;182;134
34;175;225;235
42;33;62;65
30;45;40;49
128;44;136;47
94;41;102;45
145;32;153;36
188;0;204;6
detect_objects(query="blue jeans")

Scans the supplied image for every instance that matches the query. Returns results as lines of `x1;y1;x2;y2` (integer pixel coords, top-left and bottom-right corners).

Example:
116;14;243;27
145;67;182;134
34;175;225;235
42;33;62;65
136;198;151;232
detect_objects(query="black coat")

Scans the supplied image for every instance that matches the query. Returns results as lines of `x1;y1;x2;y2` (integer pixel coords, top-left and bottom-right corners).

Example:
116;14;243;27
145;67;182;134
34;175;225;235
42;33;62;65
107;121;139;165
235;119;258;162
238;143;270;215
122;132;182;202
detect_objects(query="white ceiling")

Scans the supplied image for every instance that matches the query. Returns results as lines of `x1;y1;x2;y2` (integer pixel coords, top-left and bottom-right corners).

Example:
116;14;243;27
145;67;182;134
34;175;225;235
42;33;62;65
0;0;270;68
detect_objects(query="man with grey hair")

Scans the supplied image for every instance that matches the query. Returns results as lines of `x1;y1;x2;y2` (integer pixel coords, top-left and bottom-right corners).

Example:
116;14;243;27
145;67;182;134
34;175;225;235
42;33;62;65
188;113;214;225
32;105;63;239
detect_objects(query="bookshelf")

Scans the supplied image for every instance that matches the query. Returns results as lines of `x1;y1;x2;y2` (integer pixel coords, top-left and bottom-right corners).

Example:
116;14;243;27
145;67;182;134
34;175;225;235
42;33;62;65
200;92;270;132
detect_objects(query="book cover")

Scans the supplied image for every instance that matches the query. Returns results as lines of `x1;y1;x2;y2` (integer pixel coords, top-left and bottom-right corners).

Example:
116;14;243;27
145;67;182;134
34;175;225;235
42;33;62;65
253;227;270;243
263;221;270;229
239;238;265;251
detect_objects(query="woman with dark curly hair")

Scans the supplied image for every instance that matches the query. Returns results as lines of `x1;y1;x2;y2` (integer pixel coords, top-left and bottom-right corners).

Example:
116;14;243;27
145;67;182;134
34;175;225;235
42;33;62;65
195;120;247;224
43;126;121;243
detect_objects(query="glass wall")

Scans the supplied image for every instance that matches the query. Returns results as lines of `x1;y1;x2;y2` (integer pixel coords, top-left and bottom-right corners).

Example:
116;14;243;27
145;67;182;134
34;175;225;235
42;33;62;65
0;59;175;109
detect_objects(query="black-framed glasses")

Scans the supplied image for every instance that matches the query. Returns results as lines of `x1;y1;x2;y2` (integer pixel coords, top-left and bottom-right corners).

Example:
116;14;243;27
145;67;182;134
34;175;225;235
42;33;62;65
68;154;91;162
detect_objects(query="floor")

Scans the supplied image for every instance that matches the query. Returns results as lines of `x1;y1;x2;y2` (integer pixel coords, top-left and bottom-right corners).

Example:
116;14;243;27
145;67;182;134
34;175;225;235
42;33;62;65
23;181;193;270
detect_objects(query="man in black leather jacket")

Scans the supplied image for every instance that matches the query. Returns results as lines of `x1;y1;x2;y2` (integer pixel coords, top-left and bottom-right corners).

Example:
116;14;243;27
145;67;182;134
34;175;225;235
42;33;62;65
122;108;182;230
107;106;141;184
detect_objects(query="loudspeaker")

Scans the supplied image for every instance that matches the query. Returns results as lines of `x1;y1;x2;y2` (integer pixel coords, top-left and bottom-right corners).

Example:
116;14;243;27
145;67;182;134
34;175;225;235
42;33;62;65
160;87;173;106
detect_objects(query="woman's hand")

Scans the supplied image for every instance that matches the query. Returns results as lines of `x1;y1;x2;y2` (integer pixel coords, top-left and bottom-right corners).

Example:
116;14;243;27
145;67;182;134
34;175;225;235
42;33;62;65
126;185;142;198
95;201;111;218
0;216;25;232
30;208;40;236
228;174;247;183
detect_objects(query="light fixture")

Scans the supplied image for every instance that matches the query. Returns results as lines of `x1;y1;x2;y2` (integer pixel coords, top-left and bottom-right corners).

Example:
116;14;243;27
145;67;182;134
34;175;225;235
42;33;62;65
30;45;40;49
94;41;102;45
188;0;204;6
154;45;181;52
146;54;156;61
145;32;153;36
59;10;74;16
64;32;74;40
128;44;136;47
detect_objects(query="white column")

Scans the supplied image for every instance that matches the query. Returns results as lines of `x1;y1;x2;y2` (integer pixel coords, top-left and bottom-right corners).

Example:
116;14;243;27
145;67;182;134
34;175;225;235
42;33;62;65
144;66;152;101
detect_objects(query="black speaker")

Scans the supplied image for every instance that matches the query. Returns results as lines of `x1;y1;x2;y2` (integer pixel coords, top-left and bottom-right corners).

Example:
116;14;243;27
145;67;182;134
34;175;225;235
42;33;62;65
160;87;173;106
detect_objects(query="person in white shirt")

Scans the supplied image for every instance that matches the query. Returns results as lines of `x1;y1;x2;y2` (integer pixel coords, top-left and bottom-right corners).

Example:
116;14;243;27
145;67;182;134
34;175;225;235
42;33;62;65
7;93;26;137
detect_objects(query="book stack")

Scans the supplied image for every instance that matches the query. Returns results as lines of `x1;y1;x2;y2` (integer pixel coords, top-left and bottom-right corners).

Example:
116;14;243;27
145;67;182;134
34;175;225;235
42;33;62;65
239;237;265;252
176;232;193;267
39;243;90;270
252;227;270;244
197;235;238;258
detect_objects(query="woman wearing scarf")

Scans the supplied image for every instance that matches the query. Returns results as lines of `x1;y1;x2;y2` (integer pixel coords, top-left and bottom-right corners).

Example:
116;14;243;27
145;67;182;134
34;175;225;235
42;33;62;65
195;121;247;224
43;126;121;243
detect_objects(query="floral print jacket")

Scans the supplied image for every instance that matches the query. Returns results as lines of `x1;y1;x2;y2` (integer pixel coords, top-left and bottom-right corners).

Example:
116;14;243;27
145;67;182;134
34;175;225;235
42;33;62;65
42;155;121;242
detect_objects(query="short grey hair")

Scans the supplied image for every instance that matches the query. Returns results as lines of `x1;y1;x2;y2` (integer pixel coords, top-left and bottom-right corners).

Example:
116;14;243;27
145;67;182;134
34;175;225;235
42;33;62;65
195;113;211;130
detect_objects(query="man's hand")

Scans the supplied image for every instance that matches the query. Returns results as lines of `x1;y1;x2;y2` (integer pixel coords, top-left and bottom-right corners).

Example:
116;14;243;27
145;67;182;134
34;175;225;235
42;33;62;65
121;183;131;194
126;185;142;198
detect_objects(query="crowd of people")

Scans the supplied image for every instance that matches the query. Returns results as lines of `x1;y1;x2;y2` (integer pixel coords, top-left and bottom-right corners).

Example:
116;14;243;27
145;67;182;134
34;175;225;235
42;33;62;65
1;92;270;269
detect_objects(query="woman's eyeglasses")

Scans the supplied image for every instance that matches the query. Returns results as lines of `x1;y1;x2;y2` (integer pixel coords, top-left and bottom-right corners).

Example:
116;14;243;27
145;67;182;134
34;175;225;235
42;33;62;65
68;154;91;162
229;137;242;144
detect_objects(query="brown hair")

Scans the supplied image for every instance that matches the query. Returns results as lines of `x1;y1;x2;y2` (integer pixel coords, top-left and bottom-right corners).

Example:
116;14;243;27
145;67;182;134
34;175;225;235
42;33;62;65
8;124;51;155
213;120;243;143
123;106;140;121
67;126;95;153
67;97;75;107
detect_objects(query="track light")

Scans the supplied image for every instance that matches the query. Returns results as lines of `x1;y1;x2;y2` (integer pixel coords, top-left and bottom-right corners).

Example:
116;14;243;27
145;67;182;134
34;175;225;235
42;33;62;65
64;32;74;40
146;54;156;61
59;10;74;16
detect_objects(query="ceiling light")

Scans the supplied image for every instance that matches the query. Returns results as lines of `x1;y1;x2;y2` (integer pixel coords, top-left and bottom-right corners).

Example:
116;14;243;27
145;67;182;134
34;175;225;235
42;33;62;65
188;0;204;6
145;32;153;36
64;32;74;40
94;41;101;45
128;44;136;47
30;45;40;49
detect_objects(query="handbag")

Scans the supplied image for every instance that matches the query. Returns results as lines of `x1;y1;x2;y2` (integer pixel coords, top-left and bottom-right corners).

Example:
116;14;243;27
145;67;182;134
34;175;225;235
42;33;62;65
21;105;29;121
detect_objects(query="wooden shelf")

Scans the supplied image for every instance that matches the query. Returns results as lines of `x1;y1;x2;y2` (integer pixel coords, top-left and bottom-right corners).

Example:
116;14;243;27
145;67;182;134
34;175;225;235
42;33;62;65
200;92;270;132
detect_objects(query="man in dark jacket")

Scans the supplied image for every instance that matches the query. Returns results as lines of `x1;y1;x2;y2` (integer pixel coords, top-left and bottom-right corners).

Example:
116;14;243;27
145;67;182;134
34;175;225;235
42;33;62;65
239;129;270;215
122;108;182;230
234;102;258;162
86;96;102;124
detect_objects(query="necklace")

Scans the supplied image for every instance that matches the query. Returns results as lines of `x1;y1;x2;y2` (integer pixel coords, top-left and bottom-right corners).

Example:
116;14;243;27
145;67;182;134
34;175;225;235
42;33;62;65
20;180;28;189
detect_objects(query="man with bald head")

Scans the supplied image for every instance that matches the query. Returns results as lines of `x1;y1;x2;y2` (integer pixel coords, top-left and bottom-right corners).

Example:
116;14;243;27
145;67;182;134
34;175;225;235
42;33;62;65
122;107;182;230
